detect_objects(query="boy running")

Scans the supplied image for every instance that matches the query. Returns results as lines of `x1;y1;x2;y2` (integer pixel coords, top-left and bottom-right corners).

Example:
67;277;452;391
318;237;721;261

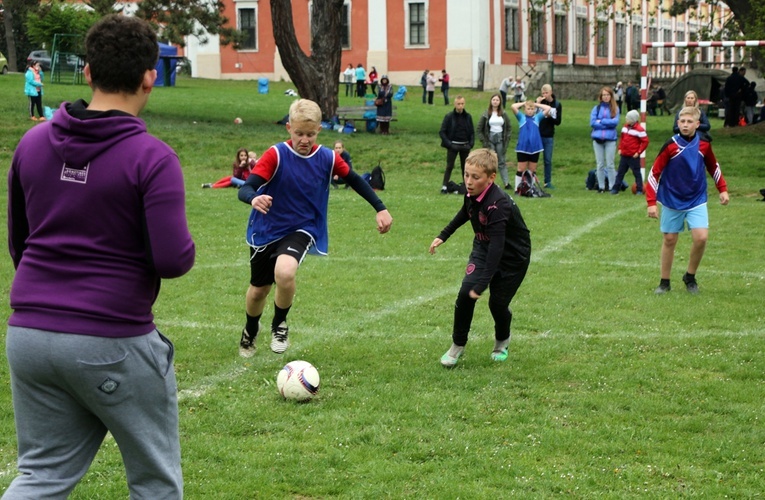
237;99;393;356
430;149;531;367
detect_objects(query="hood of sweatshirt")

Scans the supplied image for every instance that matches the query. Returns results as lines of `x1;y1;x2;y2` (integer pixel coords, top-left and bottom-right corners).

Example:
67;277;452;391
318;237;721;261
48;100;147;168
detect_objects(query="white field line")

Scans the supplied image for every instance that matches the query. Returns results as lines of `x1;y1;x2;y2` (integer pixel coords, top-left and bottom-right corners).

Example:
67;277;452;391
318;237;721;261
167;203;762;403
0;205;755;480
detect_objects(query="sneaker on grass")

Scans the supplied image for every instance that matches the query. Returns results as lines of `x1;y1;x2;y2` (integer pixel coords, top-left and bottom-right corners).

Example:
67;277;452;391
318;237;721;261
490;348;508;362
239;323;260;358
440;344;464;367
270;322;290;354
683;273;699;294
654;283;671;295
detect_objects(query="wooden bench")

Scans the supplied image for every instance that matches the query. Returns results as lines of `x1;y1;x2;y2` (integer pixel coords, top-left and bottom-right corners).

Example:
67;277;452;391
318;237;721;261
335;105;398;124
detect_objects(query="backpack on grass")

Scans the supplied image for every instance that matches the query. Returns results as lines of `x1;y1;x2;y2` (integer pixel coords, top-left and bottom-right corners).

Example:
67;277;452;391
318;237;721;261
369;162;385;190
517;171;550;198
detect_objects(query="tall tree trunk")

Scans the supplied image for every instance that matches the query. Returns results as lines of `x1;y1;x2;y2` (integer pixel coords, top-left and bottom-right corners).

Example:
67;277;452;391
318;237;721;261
3;6;19;72
270;0;344;120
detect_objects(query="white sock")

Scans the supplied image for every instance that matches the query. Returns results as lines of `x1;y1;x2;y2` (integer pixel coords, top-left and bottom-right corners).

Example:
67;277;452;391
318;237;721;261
493;338;510;352
448;343;465;357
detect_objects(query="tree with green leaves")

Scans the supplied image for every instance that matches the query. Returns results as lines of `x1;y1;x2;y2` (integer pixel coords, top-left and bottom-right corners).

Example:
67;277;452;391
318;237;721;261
1;0;40;72
134;0;240;47
26;2;99;52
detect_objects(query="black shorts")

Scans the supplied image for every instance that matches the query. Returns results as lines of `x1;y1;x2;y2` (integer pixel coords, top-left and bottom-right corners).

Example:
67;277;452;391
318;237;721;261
516;152;540;163
249;231;313;287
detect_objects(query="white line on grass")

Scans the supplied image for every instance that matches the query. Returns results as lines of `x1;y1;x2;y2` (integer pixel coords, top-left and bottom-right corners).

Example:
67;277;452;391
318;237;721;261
166;204;650;402
531;206;638;262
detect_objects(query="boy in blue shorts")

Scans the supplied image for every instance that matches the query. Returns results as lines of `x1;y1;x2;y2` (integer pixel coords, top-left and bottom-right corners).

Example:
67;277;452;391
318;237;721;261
237;99;393;356
646;106;729;294
430;149;531;367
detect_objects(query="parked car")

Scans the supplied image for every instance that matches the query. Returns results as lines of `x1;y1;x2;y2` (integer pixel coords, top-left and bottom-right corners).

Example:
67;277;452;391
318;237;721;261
27;50;51;71
0;51;8;74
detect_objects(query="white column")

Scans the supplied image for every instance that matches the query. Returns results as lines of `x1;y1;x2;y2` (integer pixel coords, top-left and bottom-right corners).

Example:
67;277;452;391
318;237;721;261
367;0;388;74
520;0;529;63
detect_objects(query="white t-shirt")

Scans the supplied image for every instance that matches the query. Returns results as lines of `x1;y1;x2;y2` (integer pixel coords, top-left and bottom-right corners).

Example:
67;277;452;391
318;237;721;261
489;112;504;134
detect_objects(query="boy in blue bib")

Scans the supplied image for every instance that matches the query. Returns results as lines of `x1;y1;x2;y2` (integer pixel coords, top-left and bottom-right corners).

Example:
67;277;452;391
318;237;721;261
237;99;393;356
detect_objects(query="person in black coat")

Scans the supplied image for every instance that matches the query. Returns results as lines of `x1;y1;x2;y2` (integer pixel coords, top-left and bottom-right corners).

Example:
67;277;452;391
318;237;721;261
439;96;474;193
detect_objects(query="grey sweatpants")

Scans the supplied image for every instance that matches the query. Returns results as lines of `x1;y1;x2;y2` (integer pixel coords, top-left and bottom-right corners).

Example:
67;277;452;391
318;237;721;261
3;327;183;499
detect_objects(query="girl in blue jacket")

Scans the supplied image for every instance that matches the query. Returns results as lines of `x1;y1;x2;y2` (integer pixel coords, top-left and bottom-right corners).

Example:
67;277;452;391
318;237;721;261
590;86;620;192
24;61;45;121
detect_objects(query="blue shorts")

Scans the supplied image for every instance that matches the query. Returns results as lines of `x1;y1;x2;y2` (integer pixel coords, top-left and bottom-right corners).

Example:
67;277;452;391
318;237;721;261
659;204;709;233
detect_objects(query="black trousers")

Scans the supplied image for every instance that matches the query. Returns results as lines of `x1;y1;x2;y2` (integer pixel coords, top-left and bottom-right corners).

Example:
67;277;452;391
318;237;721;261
28;95;43;118
451;251;529;346
443;147;470;186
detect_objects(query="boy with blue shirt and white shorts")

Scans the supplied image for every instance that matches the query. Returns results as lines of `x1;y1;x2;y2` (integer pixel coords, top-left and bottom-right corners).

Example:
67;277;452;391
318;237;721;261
645;106;729;294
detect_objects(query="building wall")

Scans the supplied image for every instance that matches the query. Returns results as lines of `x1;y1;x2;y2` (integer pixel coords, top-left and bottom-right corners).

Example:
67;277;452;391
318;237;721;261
189;0;736;88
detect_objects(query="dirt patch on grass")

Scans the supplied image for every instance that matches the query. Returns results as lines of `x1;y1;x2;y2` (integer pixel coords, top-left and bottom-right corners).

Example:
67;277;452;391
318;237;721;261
714;120;765;137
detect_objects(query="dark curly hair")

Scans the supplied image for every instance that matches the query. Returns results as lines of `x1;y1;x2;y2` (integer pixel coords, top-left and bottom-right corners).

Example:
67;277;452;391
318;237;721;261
85;15;159;94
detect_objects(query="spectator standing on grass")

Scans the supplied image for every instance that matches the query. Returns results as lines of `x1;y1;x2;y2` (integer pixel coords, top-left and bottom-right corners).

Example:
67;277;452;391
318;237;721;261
537;83;562;189
375;75;394;135
511;99;552;193
430;148;531;368
625;81;640;111
368;66;378;95
476;93;512;189
24;61;45;122
420;69;429;104
513;78;525;103
355;63;367;97
590;86;620;193
237;99;392;357
673;90;711;140
615;82;624;114
439;69;450;105
744;82;758;125
426;71;438;105
647;106;728;295
499;75;512;108
612;110;649;195
343;64;355;97
5;14;195;498
439;96;474;193
724;66;747;127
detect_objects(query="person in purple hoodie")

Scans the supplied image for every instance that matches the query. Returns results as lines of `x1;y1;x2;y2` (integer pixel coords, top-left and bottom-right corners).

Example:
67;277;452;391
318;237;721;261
5;15;195;499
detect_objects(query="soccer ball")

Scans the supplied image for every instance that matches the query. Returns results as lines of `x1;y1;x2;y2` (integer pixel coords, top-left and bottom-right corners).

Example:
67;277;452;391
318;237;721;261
234;117;243;124
276;360;320;402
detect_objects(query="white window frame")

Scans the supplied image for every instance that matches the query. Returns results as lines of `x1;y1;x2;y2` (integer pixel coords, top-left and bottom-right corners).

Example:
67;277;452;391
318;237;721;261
341;1;351;49
505;4;520;51
405;0;429;48
235;0;259;52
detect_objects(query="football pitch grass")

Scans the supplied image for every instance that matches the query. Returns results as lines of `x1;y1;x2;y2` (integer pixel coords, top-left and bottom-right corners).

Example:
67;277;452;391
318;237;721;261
0;74;764;497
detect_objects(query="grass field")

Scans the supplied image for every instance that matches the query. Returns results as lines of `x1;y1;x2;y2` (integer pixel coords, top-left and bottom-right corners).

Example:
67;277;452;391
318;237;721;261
0;73;764;498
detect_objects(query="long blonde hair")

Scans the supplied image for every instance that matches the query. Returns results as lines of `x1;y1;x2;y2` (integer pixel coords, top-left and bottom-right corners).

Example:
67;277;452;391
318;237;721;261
683;90;699;107
599;86;618;118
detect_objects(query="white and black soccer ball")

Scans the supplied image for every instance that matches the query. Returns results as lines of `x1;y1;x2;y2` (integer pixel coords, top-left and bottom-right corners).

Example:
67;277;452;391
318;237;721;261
276;360;320;402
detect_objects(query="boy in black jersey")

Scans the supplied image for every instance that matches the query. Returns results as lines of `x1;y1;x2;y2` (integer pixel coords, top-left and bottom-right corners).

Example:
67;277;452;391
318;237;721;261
429;149;531;367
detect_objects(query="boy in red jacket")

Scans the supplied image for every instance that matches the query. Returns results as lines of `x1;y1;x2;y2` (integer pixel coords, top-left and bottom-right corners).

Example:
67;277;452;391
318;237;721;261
612;109;649;194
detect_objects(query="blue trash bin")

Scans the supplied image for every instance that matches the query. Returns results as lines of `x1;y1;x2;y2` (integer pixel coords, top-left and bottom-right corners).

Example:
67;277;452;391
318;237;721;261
258;78;269;94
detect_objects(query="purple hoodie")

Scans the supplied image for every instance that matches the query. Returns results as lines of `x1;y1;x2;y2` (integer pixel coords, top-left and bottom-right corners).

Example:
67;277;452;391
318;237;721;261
8;100;195;338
